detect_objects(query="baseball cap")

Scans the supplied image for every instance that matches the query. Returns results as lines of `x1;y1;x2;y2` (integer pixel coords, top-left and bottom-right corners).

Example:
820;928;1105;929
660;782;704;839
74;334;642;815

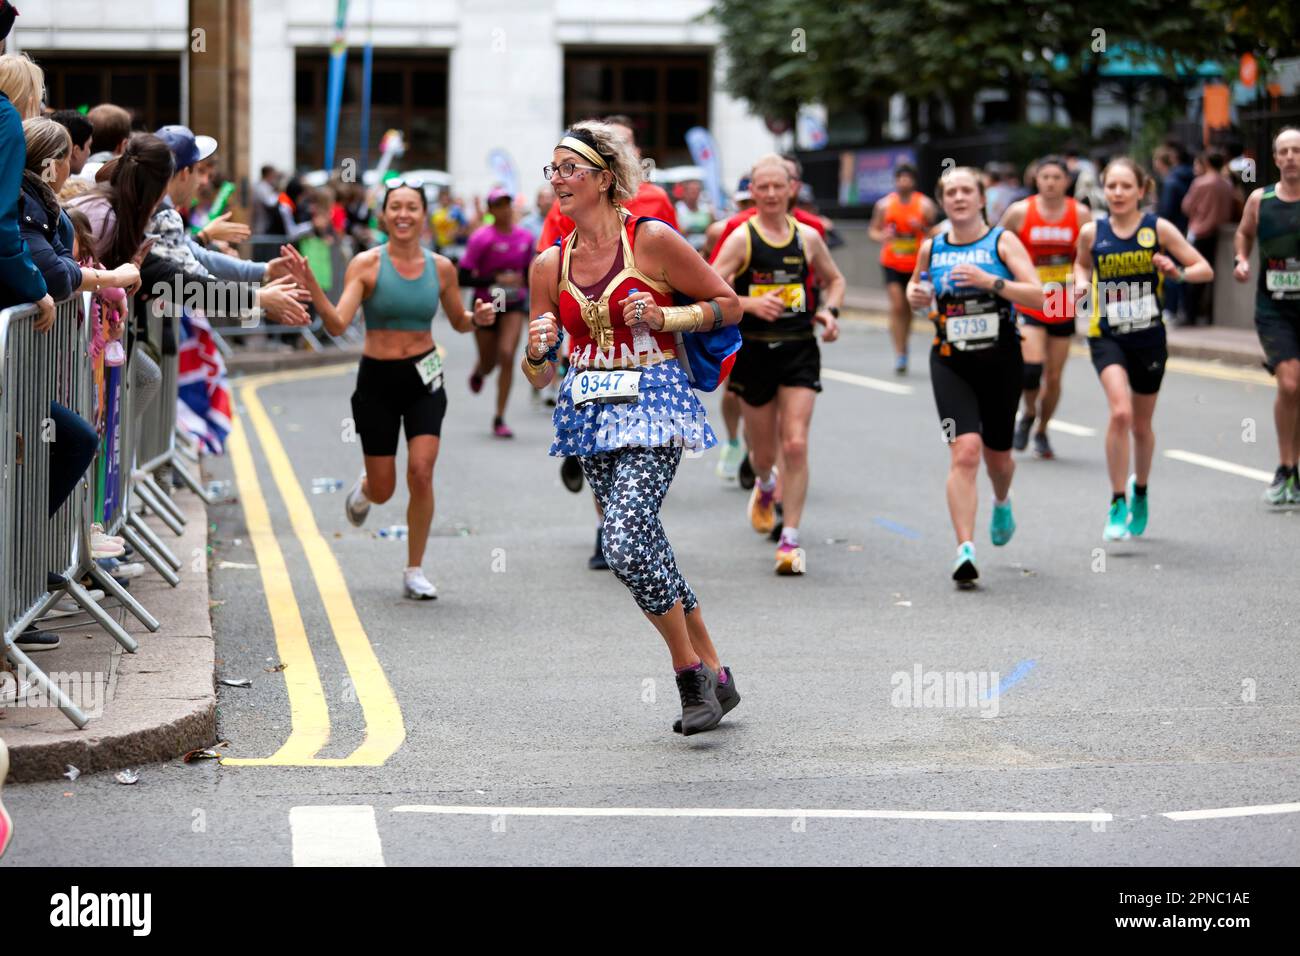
734;176;752;202
486;187;513;205
154;125;218;171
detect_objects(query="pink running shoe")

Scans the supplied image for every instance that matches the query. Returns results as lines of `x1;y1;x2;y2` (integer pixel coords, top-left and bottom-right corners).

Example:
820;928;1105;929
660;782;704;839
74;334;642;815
469;369;484;394
492;419;514;439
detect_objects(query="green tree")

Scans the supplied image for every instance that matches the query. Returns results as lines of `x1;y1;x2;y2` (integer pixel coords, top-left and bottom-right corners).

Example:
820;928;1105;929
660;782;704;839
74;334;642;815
708;0;1290;141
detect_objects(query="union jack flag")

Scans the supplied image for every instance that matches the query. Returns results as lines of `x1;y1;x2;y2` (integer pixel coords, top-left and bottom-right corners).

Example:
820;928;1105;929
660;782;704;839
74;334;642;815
176;310;232;454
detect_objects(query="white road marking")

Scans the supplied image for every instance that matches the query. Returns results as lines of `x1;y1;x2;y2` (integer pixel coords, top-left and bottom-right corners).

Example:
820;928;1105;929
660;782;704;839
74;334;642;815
822;367;915;395
393;805;1109;823
1046;420;1097;437
290;805;386;866
1163;802;1300;822
1164;450;1273;483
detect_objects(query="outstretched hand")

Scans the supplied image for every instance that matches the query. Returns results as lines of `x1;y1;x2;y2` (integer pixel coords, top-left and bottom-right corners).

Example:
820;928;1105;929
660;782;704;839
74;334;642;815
259;275;311;326
277;244;313;288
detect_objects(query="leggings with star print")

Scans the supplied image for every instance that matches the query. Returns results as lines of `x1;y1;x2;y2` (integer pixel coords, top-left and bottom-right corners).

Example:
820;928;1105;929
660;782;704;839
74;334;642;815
581;446;699;617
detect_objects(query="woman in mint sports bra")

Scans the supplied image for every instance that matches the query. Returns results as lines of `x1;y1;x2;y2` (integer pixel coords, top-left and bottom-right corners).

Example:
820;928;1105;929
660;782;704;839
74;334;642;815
287;182;495;600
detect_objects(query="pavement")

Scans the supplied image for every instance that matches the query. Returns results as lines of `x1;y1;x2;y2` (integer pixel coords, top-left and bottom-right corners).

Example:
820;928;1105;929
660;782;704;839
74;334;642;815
1;313;1295;866
1;490;216;782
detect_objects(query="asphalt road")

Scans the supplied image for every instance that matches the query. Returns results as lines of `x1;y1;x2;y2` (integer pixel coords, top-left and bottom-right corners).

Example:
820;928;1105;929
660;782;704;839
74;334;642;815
4;316;1298;866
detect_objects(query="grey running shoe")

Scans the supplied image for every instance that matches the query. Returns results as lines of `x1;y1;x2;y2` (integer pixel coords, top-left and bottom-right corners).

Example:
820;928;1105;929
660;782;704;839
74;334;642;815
1012;415;1034;452
345;473;371;527
674;666;740;733
675;665;723;736
1032;430;1054;459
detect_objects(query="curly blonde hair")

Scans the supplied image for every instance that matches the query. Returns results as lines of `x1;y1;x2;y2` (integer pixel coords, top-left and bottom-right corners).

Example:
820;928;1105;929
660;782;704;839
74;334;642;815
560;120;646;206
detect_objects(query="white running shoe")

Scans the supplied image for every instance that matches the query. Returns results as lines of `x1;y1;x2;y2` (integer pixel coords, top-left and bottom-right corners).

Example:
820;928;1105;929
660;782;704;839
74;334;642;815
90;523;124;545
403;567;437;601
110;562;146;580
345;472;371;527
42;589;106;619
91;533;125;559
64;589;105;609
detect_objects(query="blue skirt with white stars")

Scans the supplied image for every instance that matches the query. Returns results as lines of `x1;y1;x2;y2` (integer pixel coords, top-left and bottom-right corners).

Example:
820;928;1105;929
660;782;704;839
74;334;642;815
548;359;718;457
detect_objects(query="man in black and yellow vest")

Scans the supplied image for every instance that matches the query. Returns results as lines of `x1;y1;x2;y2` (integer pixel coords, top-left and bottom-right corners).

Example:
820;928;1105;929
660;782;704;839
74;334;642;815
713;154;845;575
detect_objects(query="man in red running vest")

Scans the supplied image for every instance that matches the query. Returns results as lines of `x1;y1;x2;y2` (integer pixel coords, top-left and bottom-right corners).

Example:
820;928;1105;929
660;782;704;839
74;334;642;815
1000;155;1091;459
870;163;937;375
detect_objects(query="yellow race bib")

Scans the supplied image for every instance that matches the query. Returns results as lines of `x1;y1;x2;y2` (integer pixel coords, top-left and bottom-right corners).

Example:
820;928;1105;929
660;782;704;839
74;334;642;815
750;283;806;312
1037;263;1072;284
890;236;919;257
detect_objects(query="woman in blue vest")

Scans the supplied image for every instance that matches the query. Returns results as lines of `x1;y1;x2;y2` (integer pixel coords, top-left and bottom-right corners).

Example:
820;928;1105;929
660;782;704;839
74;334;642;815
907;166;1043;587
1074;157;1211;541
288;182;495;600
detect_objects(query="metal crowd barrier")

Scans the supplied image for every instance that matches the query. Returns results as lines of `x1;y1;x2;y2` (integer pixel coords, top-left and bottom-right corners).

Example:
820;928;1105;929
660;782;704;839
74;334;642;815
130;303;214;543
109;302;184;588
1;294;169;727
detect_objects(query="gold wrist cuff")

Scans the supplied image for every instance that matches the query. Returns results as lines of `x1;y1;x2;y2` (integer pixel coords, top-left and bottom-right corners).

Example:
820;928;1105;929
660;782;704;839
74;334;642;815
525;350;548;369
659;304;704;333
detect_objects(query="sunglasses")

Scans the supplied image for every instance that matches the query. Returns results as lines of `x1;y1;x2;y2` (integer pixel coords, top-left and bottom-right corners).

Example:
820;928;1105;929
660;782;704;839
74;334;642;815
383;178;427;200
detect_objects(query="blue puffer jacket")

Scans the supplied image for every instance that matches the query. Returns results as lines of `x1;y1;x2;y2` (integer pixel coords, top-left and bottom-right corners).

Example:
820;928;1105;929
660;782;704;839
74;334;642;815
0;91;48;307
19;178;82;302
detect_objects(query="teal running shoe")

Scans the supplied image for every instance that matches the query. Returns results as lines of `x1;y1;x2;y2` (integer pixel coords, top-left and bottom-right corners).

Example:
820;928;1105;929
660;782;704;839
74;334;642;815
990;498;1016;546
1126;475;1148;536
716;439;745;482
1103;497;1131;541
1264;465;1293;505
1289;471;1300;505
952;542;978;586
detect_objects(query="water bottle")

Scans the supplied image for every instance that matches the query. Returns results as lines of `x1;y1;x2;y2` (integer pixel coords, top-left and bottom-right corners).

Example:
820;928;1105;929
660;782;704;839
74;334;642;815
311;477;345;494
914;270;933;321
627;286;655;356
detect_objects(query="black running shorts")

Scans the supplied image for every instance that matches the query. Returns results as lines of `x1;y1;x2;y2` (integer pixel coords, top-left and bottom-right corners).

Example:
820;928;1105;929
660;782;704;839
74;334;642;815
1019;313;1077;338
727;336;822;407
350;349;448;457
882;265;912;286
929;343;1024;451
1256;301;1300;374
1087;333;1168;395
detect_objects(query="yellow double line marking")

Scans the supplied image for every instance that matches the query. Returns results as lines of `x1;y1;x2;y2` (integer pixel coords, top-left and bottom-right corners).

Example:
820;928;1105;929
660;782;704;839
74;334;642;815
223;364;405;767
